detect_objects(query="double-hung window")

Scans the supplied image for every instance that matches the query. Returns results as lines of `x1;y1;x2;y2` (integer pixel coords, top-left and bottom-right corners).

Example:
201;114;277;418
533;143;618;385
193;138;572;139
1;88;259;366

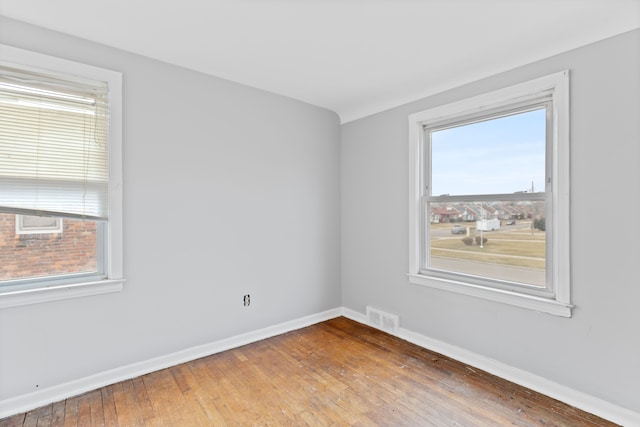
408;71;571;316
0;45;123;307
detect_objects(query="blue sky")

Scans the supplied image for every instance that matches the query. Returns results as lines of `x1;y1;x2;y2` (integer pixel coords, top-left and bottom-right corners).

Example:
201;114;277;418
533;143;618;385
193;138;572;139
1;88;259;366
431;108;546;196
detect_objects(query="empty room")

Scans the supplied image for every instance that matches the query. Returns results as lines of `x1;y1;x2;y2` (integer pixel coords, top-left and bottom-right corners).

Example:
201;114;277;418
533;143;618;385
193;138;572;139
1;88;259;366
0;1;639;425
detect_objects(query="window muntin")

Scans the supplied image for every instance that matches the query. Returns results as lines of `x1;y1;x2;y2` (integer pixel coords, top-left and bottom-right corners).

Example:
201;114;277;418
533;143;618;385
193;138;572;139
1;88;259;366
423;106;551;295
408;71;571;316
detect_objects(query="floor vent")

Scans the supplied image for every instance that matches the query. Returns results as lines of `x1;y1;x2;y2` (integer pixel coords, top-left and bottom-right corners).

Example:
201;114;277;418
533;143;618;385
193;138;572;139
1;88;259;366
366;306;399;335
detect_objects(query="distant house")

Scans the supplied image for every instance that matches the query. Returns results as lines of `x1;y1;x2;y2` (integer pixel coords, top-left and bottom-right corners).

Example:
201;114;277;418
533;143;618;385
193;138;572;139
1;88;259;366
482;205;499;219
430;206;461;223
500;204;520;219
459;205;481;221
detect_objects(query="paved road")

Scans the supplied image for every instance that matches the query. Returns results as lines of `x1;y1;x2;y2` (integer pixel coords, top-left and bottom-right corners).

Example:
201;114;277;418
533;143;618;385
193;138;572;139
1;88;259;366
434;247;544;261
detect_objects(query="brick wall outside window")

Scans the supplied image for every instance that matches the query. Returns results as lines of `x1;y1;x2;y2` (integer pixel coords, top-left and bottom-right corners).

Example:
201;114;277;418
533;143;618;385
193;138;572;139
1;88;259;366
0;213;97;281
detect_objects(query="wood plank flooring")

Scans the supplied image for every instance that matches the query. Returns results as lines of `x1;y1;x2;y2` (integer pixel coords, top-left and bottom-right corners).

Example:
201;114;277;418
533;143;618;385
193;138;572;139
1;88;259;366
0;317;617;426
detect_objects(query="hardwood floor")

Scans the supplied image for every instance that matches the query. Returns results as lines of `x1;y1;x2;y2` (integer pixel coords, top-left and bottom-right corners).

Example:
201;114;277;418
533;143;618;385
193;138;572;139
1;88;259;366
0;317;617;426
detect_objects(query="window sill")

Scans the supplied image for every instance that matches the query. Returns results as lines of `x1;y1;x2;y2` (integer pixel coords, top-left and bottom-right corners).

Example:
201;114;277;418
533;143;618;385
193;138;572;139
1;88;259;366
0;279;125;309
407;273;572;317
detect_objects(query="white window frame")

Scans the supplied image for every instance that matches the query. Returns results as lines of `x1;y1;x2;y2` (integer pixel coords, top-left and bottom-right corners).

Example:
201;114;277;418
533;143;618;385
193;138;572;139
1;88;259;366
408;71;571;317
0;44;124;308
15;214;63;235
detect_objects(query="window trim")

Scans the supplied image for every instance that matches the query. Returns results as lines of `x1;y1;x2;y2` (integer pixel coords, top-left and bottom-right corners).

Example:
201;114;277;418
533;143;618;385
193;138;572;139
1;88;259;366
408;71;571;317
0;44;124;308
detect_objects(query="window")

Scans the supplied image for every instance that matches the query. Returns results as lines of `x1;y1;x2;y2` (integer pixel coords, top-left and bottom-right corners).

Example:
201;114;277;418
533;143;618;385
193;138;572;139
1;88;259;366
408;71;571;317
16;214;63;235
0;44;123;308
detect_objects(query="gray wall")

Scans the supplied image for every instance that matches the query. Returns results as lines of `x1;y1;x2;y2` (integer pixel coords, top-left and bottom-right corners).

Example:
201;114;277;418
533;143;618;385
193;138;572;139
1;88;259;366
0;17;341;400
341;29;640;412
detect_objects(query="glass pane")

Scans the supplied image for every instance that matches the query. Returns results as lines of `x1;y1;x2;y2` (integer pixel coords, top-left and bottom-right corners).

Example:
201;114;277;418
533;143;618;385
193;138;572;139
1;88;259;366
431;108;546;196
0;213;99;282
427;201;546;287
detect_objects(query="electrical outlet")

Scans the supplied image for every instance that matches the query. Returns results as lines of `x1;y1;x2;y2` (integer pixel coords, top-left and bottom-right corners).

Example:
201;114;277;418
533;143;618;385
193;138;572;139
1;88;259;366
243;294;250;306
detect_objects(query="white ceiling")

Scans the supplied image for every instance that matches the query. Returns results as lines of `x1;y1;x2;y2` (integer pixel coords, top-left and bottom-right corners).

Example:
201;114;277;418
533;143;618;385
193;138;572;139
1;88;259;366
1;0;639;123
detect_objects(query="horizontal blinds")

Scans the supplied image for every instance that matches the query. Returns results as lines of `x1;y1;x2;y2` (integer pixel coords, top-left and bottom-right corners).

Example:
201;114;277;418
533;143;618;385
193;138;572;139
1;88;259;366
0;64;110;220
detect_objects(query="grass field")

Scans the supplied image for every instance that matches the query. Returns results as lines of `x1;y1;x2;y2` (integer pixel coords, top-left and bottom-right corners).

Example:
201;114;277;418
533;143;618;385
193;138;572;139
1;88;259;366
430;222;546;270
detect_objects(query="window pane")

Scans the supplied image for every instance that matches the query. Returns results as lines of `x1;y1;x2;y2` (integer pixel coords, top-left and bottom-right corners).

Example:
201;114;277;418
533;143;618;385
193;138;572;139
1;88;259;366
17;214;62;234
0;213;99;282
431;108;546;196
427;201;546;287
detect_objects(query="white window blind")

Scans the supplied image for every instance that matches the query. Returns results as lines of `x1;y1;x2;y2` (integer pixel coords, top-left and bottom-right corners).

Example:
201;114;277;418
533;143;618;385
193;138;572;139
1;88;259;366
0;64;110;220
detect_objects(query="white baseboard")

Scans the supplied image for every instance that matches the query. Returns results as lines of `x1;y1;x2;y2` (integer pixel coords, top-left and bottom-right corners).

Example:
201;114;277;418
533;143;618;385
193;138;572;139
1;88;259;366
342;306;368;324
341;307;639;426
0;307;342;419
